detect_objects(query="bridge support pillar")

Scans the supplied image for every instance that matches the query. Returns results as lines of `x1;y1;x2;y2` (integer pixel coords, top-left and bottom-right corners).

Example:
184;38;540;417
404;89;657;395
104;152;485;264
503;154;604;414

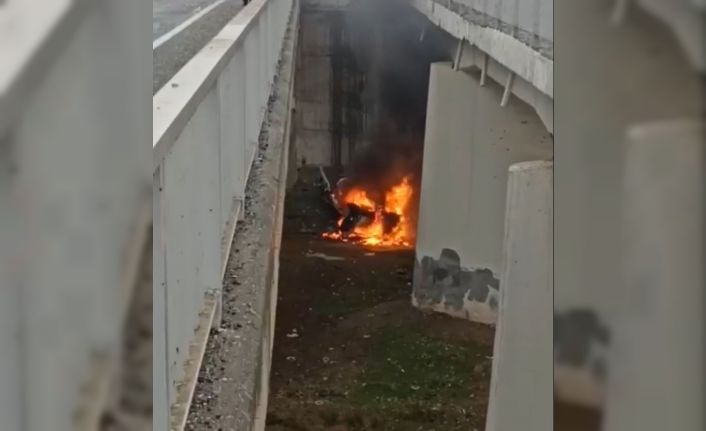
485;161;553;431
412;62;552;324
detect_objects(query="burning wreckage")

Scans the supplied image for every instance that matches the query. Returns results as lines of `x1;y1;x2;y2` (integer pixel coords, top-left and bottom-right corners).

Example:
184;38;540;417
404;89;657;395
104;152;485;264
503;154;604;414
319;167;416;248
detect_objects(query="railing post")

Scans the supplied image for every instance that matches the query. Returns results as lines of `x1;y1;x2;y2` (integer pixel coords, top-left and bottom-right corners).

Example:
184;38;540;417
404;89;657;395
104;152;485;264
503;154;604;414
153;164;170;431
244;26;259;172
240;48;249;195
266;0;273;85
260;12;268;126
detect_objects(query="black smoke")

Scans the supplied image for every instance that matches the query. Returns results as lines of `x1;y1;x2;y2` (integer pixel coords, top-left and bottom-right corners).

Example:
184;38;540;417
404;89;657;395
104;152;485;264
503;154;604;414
339;0;452;193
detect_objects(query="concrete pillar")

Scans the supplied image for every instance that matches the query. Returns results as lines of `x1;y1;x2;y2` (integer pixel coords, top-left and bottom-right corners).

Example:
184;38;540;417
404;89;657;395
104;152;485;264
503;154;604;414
293;8;334;166
603;120;704;431
553;0;703;409
413;62;552;324
485;161;553;431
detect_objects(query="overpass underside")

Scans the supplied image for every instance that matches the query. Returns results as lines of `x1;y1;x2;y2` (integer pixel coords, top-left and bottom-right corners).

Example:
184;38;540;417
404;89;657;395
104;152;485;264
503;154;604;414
159;0;702;430
170;0;555;429
191;1;553;429
3;0;702;428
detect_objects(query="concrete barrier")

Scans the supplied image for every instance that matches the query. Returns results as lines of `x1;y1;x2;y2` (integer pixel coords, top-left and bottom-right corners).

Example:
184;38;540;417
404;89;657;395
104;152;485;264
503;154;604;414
485;161;552;431
0;2;151;430
603;119;704;431
152;0;294;429
552;0;704;408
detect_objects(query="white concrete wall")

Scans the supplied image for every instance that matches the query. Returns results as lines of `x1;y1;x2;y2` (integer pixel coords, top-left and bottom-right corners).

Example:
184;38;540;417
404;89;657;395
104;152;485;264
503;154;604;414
413;62;552;323
0;1;151;430
153;0;293;428
485;161;552;431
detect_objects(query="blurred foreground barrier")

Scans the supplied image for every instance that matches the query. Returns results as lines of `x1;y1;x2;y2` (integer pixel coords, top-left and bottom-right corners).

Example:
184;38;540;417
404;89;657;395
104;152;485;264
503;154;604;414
554;0;704;410
152;0;294;429
603;119;704;431
0;1;151;430
0;1;152;431
485;161;553;431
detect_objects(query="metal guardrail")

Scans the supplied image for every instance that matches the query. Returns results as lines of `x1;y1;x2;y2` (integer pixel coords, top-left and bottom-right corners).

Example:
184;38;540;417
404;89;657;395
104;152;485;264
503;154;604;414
152;0;294;429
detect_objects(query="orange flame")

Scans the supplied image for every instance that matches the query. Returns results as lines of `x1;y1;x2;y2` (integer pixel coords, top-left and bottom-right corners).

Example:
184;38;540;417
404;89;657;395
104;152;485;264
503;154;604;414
323;176;415;248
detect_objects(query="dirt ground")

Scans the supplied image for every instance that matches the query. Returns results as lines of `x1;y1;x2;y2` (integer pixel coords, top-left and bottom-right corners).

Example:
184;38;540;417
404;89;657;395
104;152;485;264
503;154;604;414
554;399;602;431
265;168;495;431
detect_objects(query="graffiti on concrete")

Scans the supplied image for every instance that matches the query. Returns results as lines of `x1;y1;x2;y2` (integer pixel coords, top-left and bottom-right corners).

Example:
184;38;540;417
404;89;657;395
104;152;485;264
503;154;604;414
413;248;499;324
554;308;610;381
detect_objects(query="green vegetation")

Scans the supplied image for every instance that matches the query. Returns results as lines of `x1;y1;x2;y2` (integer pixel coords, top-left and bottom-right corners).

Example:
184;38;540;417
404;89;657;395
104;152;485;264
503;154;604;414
351;325;483;408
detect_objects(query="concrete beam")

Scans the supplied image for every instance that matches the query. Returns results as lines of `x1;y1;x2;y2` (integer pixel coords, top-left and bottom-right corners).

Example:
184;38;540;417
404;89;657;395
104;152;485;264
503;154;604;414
632;0;705;72
408;0;553;98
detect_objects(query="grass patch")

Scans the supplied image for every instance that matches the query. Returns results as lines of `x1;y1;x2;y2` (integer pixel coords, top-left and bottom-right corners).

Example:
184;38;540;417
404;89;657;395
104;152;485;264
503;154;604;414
350;325;483;409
